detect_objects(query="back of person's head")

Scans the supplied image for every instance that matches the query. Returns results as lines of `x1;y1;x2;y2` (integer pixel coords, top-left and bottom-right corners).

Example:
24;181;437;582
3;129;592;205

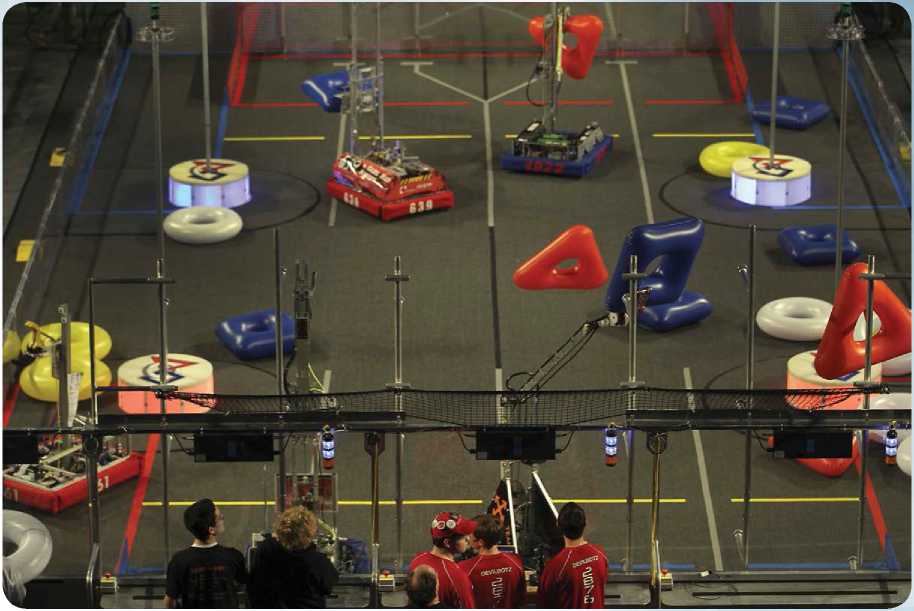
473;514;503;549
558;502;586;540
430;511;476;552
406;565;438;608
273;505;318;552
184;498;217;541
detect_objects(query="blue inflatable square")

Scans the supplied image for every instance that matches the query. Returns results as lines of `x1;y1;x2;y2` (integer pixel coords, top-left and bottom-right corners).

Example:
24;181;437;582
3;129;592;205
639;291;713;332
778;225;860;266
751;96;830;130
301;70;349;113
216;309;295;360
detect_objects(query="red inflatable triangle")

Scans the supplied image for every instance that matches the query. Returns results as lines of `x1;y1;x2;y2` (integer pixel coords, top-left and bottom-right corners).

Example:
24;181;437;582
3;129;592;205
528;15;604;80
814;262;912;379
513;225;608;290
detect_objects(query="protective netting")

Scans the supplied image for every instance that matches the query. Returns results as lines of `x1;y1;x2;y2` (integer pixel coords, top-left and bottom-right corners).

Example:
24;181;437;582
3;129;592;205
159;387;876;428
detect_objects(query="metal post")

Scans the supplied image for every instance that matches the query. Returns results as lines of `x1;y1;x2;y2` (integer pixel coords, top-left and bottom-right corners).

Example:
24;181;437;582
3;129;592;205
682;2;690;48
855;255;876;566
57;304;71;430
150;7;166;264
413;3;421;39
280;2;287;54
274;229;287;513
376;3;384;148
737;225;756;569
200;3;213;172
827;5;864;294
768;2;781;165
386;256;410;571
156;258;170;565
835;41;851;294
349;4;358;154
647;433;667;603
88;283;98;424
622;254;643;572
366;433;383;608
85;431;102;594
543;3;563;132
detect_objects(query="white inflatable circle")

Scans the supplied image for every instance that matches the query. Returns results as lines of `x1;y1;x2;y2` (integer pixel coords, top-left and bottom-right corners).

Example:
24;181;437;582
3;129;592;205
163;207;242;245
897;436;912;476
3;511;52;584
852;313;882;340
756;297;831;341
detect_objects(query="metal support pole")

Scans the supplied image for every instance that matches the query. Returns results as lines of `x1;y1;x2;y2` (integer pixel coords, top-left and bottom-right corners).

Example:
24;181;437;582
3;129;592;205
56;304;71;430
274;229;287;513
150;9;166;264
682;2;690;48
376;3;385;148
85;434;101;606
855;255;877;566
827;5;864;294
200;3;213;172
348;4;359;154
386;256;410;571
543;3;563;132
413;3;421;39
768;2;781;164
622;254;645;572
156;258;171;565
366;433;383;608
835;40;851;293
736;225;756;569
647;432;667;604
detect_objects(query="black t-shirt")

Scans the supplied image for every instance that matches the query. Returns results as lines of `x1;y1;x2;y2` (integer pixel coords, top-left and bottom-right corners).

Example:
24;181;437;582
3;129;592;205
166;544;247;608
248;535;339;608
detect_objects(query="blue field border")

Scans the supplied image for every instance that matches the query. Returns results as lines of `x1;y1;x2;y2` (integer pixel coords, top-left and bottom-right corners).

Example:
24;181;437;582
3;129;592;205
66;46;133;214
842;46;911;210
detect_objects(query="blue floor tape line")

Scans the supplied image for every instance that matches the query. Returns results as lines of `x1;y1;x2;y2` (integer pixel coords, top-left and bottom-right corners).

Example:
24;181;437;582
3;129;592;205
114;538;130;576
842;46;911;209
66;46;132;215
749;561;888;570
214;85;230;158
884;535;900;571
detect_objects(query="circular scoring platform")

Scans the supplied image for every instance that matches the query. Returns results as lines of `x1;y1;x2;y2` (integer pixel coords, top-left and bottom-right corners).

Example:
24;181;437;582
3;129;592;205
169;159;251;209
731;154;812;207
117;353;213;414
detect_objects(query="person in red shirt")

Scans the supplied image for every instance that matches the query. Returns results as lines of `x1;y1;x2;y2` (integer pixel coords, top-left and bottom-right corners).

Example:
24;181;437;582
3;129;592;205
409;511;477;608
537;502;608;609
459;515;527;608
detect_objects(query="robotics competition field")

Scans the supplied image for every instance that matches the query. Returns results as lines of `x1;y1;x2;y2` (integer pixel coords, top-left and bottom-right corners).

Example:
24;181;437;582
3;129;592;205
2;2;911;606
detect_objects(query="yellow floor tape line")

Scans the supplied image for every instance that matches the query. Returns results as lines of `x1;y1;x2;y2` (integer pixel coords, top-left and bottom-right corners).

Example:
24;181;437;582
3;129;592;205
144;498;686;507
224;136;325;142
653;133;755;138
49;147;67;167
358;134;472;141
504;134;621;139
730;497;859;503
16;240;35;262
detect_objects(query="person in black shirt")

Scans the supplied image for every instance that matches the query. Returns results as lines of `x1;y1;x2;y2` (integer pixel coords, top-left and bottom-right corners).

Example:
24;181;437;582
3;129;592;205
407;565;451;609
165;499;247;608
248;505;339;608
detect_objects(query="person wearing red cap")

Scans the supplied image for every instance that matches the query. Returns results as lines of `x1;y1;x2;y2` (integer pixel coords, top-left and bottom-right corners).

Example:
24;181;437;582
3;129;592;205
459;515;526;608
537;503;608;609
408;512;477;608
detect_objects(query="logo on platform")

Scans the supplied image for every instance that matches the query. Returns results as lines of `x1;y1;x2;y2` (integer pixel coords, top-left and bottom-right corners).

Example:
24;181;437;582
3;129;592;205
749;156;794;178
140;356;198;384
189;160;234;182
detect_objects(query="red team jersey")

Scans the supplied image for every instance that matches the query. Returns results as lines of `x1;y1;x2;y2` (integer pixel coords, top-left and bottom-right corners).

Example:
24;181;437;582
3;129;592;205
537;543;608;609
409;552;476;608
459;552;526;608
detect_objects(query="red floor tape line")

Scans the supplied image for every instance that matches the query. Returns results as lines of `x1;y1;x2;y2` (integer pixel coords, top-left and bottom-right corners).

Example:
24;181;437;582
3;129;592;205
645;99;736;105
853;451;889;552
120;434;161;562
3;381;20;427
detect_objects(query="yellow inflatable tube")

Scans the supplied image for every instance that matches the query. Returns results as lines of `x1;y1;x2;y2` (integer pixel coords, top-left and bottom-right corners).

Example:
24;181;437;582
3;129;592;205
20;355;112;402
699;141;770;178
20;322;112;361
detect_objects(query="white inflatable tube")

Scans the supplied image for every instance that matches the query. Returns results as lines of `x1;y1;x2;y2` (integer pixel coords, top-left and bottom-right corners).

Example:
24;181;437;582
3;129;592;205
163;207;243;245
3;511;52;584
756;297;831;341
897;436;912;476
